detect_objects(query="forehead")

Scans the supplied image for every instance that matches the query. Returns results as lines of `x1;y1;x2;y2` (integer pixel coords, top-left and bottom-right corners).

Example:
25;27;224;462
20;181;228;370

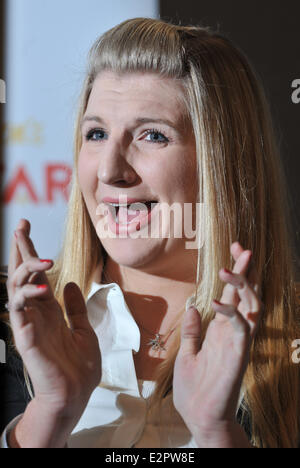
86;70;187;117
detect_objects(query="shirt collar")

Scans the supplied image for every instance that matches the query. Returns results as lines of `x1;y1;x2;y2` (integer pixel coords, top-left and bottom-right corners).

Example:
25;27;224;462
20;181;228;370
86;281;141;392
87;280;109;301
86;281;140;354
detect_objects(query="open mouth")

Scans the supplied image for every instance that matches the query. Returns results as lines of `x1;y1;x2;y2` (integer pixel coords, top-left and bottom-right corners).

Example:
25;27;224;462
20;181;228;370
108;200;158;225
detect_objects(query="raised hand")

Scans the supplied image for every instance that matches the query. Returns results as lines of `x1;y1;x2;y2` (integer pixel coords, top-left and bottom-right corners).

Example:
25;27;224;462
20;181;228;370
6;219;101;447
173;242;263;448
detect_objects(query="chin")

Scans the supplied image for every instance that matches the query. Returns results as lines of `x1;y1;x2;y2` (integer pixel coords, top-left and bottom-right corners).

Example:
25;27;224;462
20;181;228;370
101;237;165;269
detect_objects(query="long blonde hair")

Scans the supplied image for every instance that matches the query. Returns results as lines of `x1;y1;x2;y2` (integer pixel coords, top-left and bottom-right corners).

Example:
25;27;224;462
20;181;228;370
44;18;300;447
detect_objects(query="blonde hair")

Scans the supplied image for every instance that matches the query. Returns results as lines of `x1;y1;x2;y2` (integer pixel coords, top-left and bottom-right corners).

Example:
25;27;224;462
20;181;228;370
43;17;300;447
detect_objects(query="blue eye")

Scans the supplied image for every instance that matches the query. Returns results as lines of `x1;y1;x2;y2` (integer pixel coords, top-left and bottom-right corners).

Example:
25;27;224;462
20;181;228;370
84;127;169;143
144;129;169;144
85;129;107;141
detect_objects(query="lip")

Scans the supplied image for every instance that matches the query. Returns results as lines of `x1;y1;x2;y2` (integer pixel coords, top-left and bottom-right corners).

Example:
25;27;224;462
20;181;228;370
102;196;154;204
106;200;159;236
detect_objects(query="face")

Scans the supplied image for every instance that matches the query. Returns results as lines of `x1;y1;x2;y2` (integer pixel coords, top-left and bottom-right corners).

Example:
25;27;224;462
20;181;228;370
78;70;198;274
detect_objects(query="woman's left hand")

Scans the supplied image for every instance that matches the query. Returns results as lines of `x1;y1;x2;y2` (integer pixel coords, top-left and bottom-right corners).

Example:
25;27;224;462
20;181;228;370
173;241;263;448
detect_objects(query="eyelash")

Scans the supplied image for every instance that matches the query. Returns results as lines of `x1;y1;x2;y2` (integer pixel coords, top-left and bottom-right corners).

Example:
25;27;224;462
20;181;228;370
84;127;170;144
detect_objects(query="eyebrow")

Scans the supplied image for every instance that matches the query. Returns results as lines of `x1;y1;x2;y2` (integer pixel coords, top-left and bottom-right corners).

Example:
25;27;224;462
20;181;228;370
80;115;179;132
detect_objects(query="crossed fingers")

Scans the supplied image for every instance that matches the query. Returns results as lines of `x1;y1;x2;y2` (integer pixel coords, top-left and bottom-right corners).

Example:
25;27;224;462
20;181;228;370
212;242;263;337
7;219;53;328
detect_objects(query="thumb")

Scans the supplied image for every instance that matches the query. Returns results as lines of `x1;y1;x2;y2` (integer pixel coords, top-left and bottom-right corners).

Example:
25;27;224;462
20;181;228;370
63;282;91;332
179;305;202;357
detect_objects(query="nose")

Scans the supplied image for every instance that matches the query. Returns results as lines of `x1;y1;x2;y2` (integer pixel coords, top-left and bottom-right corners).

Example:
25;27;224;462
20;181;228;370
97;139;137;186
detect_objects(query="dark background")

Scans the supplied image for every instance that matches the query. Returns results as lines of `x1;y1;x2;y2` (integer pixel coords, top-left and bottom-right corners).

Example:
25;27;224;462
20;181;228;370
160;0;300;278
0;0;5;269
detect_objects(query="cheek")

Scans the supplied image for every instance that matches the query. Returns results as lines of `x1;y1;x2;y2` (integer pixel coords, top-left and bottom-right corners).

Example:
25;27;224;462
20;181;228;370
156;151;197;199
77;153;98;225
77;150;96;194
177;149;198;198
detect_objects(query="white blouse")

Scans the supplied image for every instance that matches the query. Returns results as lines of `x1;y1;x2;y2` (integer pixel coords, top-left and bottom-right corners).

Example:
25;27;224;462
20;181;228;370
1;281;199;448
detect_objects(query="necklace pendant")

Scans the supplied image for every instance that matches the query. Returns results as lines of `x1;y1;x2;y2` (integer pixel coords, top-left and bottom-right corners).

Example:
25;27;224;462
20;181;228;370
148;333;166;351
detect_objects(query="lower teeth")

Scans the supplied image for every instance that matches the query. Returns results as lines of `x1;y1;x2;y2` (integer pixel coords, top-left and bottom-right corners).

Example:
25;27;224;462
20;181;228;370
114;202;156;224
116;218;131;225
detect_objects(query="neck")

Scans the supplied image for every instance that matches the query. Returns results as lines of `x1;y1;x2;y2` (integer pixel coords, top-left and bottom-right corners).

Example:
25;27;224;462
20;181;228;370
101;255;197;335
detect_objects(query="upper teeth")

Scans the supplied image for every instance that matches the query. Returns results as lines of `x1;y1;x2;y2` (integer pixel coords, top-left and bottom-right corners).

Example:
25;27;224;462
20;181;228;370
108;202;151;207
109;203;130;207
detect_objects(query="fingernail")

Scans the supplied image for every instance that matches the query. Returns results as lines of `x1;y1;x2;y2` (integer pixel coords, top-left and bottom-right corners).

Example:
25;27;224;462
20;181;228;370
185;295;196;312
224;268;232;275
212;299;222;306
40;259;52;263
36;284;47;289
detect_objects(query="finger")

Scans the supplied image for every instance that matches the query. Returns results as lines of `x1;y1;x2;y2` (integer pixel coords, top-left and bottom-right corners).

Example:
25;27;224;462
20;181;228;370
12;283;48;312
213;293;264;336
178;305;202;357
221;270;261;311
64;282;91;332
219;269;263;331
8;219;31;280
14;228;39;262
216;242;246;312
231;242;253;276
231;242;261;296
220;268;245;290
220;250;252;305
230;241;245;263
8;258;53;289
9;283;48;329
232;249;252;275
211;300;251;337
13;230;52;288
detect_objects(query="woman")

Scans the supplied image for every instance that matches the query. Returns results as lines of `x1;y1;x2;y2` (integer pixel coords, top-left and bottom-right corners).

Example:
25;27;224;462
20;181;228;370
1;17;300;448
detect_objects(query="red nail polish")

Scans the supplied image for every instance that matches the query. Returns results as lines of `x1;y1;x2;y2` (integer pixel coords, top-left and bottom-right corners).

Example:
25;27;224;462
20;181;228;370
224;268;232;275
40;259;52;263
213;299;222;306
37;284;47;289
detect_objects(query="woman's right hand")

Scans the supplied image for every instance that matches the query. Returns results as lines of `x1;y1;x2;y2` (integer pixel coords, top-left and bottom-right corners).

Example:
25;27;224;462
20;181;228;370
6;219;102;446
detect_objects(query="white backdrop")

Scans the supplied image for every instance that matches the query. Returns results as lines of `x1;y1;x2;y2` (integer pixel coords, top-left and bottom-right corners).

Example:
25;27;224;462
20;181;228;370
2;0;158;265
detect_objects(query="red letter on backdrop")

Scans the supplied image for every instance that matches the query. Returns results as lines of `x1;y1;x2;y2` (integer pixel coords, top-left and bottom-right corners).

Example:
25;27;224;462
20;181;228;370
46;164;72;202
3;166;38;203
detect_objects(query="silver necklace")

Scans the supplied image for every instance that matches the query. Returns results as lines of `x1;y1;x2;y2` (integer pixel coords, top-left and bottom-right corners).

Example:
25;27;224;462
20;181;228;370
147;333;167;351
100;271;177;351
138;326;177;351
